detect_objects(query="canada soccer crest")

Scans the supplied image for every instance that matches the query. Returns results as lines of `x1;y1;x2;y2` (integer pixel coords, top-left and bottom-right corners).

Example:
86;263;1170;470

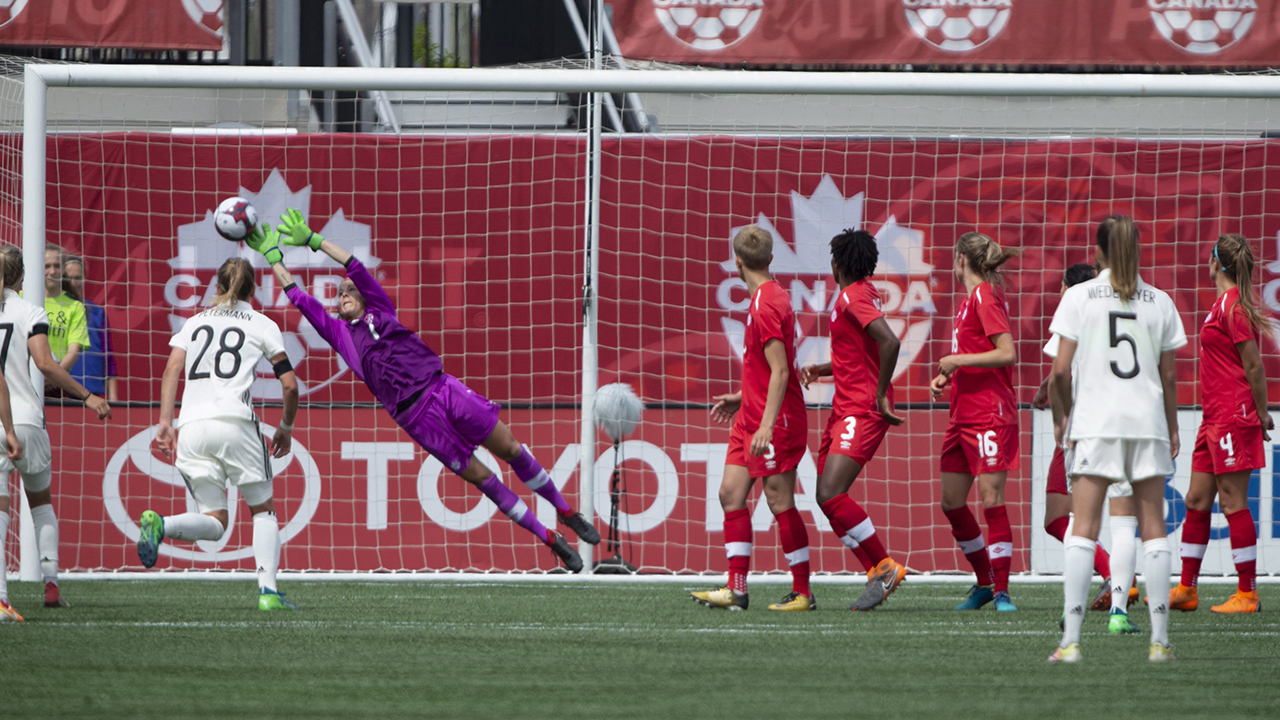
1148;0;1257;56
0;0;28;29
652;0;764;51
169;170;381;399
716;175;938;404
903;0;1012;53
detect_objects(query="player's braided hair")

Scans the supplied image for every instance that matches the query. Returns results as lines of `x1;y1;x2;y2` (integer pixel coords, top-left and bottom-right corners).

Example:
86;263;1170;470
1097;215;1140;300
956;232;1020;285
1215;233;1268;334
830;228;878;283
1063;263;1096;289
214;257;255;306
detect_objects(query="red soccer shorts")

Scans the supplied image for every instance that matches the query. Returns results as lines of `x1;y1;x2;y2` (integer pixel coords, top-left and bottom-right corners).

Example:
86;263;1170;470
1046;444;1068;495
1191;421;1264;475
817;412;890;475
940;422;1021;476
726;412;808;478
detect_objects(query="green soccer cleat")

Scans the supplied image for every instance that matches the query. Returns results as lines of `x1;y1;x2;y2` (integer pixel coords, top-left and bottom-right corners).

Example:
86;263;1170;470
136;510;164;569
258;588;298;611
954;584;995;610
1108;608;1141;634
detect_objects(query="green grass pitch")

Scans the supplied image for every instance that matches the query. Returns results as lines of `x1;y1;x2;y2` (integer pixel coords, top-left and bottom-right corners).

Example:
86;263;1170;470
2;579;1277;719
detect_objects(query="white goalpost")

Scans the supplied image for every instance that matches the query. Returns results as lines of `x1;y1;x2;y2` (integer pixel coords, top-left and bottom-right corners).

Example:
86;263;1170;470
9;59;1280;581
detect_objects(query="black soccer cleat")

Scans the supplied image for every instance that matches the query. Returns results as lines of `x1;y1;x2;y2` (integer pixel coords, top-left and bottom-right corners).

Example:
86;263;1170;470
558;511;601;545
547;531;584;573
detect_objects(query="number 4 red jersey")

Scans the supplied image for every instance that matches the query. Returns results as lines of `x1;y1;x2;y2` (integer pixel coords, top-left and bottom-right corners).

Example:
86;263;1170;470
830;279;894;417
949;281;1017;426
739;279;806;432
1200;287;1261;425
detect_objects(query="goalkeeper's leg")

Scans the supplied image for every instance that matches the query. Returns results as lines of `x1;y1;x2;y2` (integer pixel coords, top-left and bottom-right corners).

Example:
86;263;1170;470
483;422;599;545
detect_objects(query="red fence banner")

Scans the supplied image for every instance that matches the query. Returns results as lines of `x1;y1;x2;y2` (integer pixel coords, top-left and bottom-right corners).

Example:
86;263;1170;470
611;0;1280;67
0;0;222;51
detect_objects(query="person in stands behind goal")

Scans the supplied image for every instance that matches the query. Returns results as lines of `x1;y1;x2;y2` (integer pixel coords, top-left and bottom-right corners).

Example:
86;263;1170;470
1048;215;1186;664
692;224;813;612
1171;234;1272;614
0;245;111;620
799;229;907;611
1035;263;1142;636
247;210;599;573
138;258;301;611
930;232;1022;612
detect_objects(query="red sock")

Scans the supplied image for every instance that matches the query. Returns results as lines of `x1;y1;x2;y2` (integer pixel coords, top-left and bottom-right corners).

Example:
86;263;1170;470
821;495;885;569
944;506;994;586
724;508;751;594
1179;508;1211;588
1093;543;1111;580
1045;515;1069;542
984;505;1013;594
774;507;811;597
1226;508;1258;593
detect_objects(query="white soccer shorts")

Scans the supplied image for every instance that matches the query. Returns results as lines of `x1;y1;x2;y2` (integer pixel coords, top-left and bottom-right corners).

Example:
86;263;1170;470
1066;437;1173;487
0;425;52;497
175;417;274;512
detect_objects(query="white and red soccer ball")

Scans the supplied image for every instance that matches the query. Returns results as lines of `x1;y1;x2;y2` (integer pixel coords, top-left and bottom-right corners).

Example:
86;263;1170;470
903;0;1012;53
653;0;764;51
0;0;29;29
180;0;224;37
1149;1;1256;56
214;197;259;242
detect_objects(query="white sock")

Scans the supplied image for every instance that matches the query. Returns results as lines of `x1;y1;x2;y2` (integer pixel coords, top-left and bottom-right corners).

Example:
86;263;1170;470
163;512;225;542
29;504;58;583
0;510;9;602
253;511;280;592
1143;538;1172;646
1062;535;1095;647
1109;516;1138;612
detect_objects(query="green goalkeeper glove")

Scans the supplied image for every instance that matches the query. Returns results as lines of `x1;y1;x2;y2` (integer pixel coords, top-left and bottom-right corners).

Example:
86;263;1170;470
278;208;324;251
245;222;284;265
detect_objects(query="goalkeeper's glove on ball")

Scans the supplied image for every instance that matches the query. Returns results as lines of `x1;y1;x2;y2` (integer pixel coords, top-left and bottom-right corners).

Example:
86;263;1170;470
246;222;284;265
278;207;324;251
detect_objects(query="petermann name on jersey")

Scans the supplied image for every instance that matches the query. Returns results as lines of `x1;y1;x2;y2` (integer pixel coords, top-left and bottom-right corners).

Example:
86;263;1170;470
1085;285;1158;304
196;308;257;322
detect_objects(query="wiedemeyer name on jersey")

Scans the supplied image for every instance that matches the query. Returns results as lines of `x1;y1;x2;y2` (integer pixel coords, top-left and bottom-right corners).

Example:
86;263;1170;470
1048;269;1187;442
171;300;287;427
0;289;52;428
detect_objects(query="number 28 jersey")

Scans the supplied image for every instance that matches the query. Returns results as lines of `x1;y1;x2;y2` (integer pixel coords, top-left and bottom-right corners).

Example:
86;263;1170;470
170;300;287;427
1048;269;1187;442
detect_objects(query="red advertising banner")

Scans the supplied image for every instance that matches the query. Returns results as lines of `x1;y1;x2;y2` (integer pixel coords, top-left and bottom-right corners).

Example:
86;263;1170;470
0;0;222;51
610;0;1280;67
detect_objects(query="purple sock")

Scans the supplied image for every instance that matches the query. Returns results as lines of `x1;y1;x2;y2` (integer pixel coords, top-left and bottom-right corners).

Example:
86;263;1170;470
478;475;551;543
509;445;572;514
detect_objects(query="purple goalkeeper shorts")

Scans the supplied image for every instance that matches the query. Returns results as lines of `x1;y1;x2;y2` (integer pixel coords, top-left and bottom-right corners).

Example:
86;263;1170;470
400;373;501;476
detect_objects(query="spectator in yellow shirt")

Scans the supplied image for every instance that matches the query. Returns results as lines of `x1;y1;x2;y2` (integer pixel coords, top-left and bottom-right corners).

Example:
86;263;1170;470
41;244;89;370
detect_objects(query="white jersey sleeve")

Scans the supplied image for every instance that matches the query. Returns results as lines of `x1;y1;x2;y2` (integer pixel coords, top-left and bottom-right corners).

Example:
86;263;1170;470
0;290;51;428
1043;333;1061;359
173;300;285;427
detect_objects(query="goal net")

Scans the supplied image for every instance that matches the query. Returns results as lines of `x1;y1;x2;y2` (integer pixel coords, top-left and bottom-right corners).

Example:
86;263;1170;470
4;58;1279;578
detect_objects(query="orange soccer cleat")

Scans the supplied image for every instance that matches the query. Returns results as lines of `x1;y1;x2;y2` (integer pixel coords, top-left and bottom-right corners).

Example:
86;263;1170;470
1128;586;1140;607
1210;590;1260;614
1168;583;1198;612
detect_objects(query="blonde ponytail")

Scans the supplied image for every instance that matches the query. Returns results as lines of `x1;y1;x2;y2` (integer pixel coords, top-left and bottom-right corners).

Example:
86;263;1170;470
1097;215;1140;300
956;232;1021;285
214;257;255;306
1216;233;1268;334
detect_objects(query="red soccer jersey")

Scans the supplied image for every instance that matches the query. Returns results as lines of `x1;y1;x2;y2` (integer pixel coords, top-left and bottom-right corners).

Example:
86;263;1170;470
830;279;895;417
739;279;806;432
1200;287;1261;425
949;281;1017;426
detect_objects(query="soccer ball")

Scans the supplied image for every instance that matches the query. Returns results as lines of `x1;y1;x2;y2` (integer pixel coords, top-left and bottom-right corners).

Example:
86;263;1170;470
180;0;224;36
0;0;29;29
1150;7;1255;55
214;197;259;242
653;1;764;51
903;4;1011;52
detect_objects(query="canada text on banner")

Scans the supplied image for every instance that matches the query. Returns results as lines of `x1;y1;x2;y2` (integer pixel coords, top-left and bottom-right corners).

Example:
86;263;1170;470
612;0;1279;66
0;0;222;51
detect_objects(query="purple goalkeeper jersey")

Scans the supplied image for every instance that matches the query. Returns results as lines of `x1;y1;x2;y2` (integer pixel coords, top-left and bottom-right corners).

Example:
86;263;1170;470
285;257;442;422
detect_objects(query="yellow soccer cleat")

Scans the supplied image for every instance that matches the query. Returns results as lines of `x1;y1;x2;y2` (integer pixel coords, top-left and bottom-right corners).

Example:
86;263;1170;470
1169;583;1198;611
1048;643;1082;663
767;591;816;612
690;586;748;611
1148;642;1176;662
0;599;23;622
1210;590;1260;614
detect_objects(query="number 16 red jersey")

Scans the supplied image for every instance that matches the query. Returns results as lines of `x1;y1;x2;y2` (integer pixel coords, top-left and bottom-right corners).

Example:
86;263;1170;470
949;282;1017;427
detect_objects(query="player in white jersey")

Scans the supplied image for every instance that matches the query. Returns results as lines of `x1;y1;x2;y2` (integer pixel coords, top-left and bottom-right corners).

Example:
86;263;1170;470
136;258;300;611
1047;215;1186;664
0;245;112;619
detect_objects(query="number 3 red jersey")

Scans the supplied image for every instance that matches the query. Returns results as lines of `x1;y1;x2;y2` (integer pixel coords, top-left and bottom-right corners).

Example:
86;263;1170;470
1200;287;1261;425
949;282;1017;426
830;279;894;417
739;280;806;432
